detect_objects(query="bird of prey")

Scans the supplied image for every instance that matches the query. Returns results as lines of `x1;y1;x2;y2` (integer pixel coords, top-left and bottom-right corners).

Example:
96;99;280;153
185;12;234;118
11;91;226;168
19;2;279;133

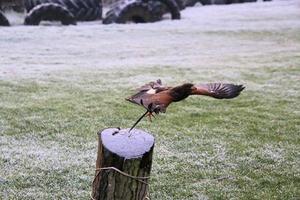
126;79;245;131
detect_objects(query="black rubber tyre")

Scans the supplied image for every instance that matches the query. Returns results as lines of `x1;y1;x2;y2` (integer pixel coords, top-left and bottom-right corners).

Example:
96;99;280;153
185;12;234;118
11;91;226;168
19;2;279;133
103;0;162;24
115;1;158;24
145;0;181;20
0;10;10;26
24;3;77;25
103;0;180;24
24;0;102;21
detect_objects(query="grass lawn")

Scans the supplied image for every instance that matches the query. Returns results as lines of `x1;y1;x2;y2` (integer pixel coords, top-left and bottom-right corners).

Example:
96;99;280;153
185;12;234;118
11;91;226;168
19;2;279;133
1;1;300;199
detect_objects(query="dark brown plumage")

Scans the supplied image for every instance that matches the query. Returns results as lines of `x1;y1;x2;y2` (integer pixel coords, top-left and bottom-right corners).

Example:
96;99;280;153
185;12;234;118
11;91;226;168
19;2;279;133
126;79;245;114
126;80;245;131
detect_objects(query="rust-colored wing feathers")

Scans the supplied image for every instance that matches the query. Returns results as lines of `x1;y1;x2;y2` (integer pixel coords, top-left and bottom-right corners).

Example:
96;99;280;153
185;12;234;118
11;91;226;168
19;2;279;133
192;83;245;99
127;80;244;130
126;81;245;116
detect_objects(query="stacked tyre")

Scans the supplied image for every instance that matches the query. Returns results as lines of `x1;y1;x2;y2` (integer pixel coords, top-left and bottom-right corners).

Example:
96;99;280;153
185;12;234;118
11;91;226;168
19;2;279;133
24;0;102;25
103;0;181;24
24;3;76;25
103;1;159;24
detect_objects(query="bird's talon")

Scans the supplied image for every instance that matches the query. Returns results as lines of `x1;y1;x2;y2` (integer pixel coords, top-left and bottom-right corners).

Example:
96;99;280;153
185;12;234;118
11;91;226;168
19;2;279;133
147;112;155;122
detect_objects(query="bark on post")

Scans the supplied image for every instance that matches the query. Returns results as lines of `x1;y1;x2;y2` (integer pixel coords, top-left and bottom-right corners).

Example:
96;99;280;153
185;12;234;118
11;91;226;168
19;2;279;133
92;128;155;200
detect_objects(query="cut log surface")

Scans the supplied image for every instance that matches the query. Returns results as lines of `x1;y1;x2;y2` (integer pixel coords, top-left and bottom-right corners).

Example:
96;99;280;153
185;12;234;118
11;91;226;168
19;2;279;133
92;128;155;200
101;128;154;158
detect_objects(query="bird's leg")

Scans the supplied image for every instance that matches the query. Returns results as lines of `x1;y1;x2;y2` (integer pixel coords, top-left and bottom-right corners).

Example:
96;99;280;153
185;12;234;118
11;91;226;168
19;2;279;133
128;109;149;133
145;101;155;122
147;111;155;122
128;100;154;134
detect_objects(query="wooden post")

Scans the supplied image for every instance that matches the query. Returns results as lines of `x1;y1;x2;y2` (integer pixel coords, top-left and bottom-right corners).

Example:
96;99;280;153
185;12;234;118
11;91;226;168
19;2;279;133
91;128;155;200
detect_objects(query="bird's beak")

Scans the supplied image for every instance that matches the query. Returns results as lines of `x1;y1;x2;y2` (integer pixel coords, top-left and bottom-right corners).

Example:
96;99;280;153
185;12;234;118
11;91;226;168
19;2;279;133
125;97;133;103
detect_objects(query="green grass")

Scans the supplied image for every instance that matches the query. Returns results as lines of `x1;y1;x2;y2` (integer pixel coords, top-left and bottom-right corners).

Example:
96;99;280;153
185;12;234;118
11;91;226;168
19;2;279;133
1;60;299;199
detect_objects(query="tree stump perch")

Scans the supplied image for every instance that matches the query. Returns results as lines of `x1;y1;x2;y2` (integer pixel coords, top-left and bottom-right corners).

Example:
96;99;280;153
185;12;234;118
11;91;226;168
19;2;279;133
92;128;155;200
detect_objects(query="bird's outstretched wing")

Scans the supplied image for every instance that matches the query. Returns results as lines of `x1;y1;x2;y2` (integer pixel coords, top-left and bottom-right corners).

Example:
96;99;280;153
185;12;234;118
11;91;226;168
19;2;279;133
136;79;163;92
126;79;169;106
192;83;245;99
